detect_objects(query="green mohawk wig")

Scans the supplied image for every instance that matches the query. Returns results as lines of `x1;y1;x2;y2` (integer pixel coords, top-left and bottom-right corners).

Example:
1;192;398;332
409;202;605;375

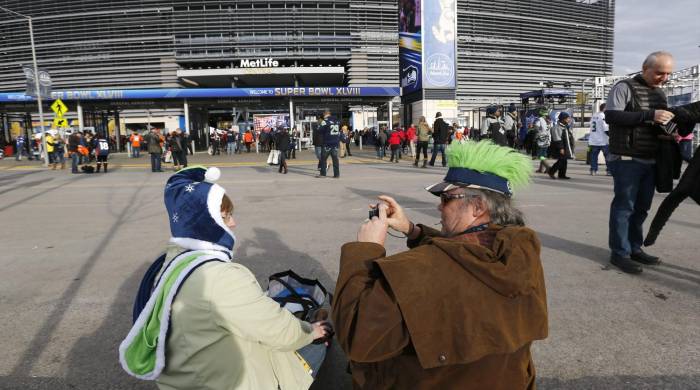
426;141;532;197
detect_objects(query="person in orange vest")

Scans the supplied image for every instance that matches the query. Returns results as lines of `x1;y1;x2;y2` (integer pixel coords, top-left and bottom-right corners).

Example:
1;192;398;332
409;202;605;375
243;129;254;153
130;130;143;158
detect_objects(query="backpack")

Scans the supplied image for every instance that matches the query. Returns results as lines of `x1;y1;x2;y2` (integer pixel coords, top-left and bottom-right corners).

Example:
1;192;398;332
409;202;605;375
267;270;332;320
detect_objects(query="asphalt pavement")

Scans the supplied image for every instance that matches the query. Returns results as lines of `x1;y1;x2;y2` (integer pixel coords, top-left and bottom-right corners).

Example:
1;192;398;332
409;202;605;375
0;148;698;389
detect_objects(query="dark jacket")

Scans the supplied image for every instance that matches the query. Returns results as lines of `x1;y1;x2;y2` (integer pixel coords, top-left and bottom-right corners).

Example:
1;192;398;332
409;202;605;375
320;116;340;147
645;101;700;245
168;134;183;153
144;132;163;154
274;131;290;152
333;224;548;390
312;126;324;147
432;117;450;144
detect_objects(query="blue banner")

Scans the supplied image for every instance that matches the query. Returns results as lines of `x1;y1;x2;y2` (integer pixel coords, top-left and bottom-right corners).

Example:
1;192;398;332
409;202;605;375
399;0;423;94
422;0;456;89
0;87;400;102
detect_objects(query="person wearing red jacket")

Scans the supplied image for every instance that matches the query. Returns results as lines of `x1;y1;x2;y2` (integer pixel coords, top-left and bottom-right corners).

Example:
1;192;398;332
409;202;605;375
388;129;404;163
406;124;417;158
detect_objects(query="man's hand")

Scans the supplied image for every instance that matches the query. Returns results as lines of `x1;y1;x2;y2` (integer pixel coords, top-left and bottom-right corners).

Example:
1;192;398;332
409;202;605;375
358;202;389;246
377;195;411;234
654;110;675;125
310;321;334;346
560;148;565;156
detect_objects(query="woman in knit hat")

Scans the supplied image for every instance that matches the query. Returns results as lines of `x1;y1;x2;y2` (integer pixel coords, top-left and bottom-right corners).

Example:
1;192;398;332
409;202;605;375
120;166;332;389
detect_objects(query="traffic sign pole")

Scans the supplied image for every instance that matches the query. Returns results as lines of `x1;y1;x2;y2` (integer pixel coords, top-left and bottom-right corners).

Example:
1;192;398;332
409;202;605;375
28;17;49;167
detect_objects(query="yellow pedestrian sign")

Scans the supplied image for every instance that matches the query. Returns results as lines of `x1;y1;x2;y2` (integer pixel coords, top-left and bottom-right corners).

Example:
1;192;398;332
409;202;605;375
51;99;68;117
53;117;68;128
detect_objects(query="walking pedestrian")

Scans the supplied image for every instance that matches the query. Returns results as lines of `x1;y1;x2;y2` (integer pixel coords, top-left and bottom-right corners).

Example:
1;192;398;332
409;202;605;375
482;105;508;147
312;121;324;170
94;133;110;173
14;134;25;161
145;128;164;172
68;131;81;174
413;116;432;168
533;108;552;173
274;127;290;174
388;128;403;163
226;128;236;155
130;130;143;158
429;112;449;166
589;103;611;175
318;110;341;178
548;112;573;179
406;123;417;157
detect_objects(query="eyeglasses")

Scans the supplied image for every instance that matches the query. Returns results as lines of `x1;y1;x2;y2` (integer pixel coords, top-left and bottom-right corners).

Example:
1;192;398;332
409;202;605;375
440;193;477;205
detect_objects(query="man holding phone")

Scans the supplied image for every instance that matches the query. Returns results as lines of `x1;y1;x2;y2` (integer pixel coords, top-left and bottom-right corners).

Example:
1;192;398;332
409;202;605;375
605;51;675;274
332;142;548;389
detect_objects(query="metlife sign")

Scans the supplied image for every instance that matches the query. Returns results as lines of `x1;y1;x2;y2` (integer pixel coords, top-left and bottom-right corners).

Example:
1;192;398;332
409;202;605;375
240;58;280;68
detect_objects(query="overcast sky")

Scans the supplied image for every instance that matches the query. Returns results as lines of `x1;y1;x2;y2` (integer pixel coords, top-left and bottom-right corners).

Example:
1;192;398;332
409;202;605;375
614;0;699;74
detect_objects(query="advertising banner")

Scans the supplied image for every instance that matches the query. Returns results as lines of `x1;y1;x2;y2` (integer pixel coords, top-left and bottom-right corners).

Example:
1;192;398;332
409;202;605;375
253;114;289;132
0;86;400;102
22;65;52;98
421;0;456;89
399;0;422;95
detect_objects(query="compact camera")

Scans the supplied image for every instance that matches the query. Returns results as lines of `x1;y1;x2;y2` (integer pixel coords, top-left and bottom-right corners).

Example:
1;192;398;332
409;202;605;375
368;204;380;219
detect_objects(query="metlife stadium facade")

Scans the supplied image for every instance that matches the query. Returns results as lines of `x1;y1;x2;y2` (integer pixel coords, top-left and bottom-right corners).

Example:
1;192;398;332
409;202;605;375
0;0;613;145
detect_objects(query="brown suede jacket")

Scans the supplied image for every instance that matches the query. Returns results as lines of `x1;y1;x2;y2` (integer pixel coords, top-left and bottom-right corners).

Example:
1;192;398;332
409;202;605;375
332;224;548;390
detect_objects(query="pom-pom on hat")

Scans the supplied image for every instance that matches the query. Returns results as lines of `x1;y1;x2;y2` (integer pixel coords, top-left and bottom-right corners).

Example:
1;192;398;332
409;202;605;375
425;141;532;198
163;166;235;256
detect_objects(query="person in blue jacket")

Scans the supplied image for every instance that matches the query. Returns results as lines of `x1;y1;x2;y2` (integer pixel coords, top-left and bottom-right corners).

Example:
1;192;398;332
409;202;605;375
317;110;341;178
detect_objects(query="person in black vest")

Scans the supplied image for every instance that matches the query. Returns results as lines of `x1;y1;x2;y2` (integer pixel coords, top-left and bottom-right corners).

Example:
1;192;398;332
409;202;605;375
429;112;450;167
605;51;675;274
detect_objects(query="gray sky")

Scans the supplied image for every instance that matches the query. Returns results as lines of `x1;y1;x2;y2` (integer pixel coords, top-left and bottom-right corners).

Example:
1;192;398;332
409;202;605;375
613;0;699;74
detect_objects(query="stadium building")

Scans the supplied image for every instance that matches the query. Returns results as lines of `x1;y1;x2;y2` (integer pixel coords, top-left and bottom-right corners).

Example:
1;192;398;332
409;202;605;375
0;0;614;148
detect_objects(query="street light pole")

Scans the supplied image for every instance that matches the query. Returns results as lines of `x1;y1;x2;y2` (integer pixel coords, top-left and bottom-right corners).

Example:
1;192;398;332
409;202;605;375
0;6;49;166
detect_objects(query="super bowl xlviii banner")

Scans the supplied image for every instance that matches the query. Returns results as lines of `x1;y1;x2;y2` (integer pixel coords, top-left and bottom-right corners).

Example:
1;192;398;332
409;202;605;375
422;0;456;89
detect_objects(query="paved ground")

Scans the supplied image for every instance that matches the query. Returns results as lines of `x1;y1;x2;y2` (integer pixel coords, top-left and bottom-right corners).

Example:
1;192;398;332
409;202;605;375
0;148;698;389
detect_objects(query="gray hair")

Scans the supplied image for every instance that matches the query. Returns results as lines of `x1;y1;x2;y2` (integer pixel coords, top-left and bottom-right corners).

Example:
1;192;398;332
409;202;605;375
460;188;525;226
642;51;673;69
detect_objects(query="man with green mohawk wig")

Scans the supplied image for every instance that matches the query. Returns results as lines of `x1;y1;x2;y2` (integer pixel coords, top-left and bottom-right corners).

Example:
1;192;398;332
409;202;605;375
333;140;548;390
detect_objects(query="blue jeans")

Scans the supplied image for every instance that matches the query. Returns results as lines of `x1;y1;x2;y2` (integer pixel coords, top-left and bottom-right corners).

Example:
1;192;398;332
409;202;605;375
296;343;327;379
590;145;610;173
376;145;385;158
133;147;140;158
71;152;80;173
227;142;235;155
315;146;323;169
150;153;162;172
608;159;656;257
430;143;447;166
320;146;339;177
